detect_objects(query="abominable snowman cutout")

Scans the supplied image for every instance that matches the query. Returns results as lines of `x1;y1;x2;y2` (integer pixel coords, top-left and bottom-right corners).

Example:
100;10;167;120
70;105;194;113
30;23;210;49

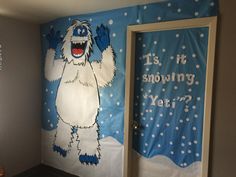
44;20;115;165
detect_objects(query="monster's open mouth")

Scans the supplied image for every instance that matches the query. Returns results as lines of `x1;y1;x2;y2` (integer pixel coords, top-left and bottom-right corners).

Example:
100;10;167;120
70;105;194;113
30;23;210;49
71;41;87;58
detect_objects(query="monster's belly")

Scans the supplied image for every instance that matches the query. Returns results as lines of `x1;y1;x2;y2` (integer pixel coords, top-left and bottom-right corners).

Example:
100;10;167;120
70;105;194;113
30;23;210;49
55;63;99;127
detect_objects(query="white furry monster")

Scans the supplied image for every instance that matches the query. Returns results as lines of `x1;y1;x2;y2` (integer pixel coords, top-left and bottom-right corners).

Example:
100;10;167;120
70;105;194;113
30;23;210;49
44;20;115;165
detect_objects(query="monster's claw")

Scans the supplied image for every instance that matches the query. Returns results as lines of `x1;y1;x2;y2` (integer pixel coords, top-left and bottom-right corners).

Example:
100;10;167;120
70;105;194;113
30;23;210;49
46;28;62;49
79;154;99;165
53;144;67;157
95;24;110;52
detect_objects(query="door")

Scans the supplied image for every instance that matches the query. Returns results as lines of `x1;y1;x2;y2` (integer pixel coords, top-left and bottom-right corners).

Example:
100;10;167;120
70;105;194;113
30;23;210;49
124;17;217;177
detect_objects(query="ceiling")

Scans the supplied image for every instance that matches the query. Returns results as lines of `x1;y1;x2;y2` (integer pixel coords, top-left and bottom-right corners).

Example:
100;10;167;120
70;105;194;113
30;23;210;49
0;0;164;24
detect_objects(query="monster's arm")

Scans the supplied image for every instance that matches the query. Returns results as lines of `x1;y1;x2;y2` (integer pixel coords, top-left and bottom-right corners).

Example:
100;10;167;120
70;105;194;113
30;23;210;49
91;25;116;88
45;49;65;81
44;28;65;82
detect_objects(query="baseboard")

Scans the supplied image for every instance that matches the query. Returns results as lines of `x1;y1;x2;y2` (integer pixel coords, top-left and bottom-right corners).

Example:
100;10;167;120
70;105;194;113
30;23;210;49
14;164;78;177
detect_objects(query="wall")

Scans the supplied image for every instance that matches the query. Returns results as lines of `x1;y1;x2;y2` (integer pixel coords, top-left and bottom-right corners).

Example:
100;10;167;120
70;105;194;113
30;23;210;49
210;1;236;177
0;16;41;176
0;1;235;177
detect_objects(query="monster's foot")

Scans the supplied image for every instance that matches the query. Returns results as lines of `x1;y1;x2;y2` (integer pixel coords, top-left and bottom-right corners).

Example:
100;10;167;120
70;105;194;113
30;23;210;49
79;154;99;165
53;119;74;157
53;144;67;157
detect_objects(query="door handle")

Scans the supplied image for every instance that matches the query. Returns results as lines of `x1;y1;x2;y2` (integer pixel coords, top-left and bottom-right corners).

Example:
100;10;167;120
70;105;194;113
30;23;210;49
132;121;141;131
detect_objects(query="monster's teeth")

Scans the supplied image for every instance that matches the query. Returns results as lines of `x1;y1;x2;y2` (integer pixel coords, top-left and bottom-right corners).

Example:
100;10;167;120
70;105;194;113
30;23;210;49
72;40;86;45
72;41;78;44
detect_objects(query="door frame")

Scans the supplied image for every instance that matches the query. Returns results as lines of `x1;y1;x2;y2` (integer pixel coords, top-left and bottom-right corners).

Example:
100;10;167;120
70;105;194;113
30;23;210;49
123;17;217;177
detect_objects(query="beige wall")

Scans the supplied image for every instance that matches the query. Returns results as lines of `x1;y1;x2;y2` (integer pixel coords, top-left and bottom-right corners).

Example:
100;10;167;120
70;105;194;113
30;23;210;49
210;1;236;177
0;16;41;176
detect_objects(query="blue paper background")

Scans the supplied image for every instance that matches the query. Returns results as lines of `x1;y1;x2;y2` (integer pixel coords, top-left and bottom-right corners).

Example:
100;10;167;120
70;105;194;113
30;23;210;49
40;0;218;167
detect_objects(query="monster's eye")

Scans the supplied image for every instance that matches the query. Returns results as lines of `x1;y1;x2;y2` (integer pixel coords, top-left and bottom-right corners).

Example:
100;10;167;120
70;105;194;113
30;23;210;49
73;26;88;37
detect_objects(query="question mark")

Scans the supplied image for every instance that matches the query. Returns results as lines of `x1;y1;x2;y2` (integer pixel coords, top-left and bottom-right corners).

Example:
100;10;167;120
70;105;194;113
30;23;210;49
185;95;192;104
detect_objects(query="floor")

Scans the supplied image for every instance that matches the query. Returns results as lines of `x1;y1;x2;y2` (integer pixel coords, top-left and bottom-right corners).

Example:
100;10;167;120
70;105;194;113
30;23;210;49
14;165;78;177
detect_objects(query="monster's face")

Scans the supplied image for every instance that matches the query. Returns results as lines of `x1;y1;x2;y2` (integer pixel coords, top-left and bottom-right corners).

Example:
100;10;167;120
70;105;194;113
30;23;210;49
62;20;93;65
71;26;88;58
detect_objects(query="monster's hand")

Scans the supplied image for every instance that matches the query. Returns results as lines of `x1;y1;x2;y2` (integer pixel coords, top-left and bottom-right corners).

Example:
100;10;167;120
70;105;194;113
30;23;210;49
46;28;63;50
95;24;110;52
